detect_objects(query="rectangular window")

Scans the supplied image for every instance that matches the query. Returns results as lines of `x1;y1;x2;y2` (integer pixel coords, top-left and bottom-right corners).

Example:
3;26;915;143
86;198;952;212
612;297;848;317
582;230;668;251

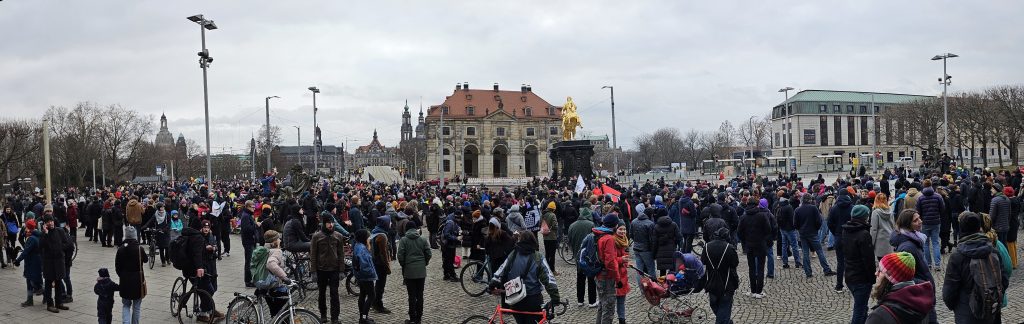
847;105;855;113
804;129;816;145
496;127;506;137
874;106;880;113
834;116;842;146
550;127;558;135
787;105;792;115
775;133;780;147
442;126;451;136
548;107;556;116
466;127;476;136
441;107;449;115
443;160;451;172
860;116;868;145
819;104;828;113
833;105;841;113
847;116;856;145
526;127;535;136
859;105;867;114
885;117;893;145
466;107;475;116
820;116;828;146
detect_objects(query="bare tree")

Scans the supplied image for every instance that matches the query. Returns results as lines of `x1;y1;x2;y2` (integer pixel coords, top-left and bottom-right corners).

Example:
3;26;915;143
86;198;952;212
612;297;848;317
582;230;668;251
97;104;153;182
0;119;41;183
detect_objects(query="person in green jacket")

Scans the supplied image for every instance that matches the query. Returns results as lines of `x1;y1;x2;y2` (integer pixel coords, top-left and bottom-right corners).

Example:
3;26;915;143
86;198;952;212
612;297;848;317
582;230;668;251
567;205;597;307
397;221;431;324
541;202;560;275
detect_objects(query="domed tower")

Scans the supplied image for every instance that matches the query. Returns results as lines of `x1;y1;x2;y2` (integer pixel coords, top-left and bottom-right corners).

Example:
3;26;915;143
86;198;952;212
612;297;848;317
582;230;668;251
401;100;412;141
415;103;425;139
154;113;175;152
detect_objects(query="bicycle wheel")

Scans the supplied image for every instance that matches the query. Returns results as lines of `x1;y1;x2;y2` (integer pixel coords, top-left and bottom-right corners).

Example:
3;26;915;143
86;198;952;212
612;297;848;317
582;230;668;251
71;240;78;262
559;239;575;265
460;261;491;297
460;315;499;324
225;296;262;324
149;244;157;270
176;289;214;324
345;272;357;296
170;277;186;316
298;259;318;291
271;308;322;324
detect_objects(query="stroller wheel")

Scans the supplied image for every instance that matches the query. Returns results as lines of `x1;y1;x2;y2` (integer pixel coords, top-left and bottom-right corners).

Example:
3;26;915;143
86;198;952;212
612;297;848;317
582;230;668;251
646;304;665;323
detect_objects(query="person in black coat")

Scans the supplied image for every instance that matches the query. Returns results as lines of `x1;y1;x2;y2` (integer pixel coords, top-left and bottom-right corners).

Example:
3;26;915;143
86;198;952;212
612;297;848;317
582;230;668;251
653;215;680;276
94;268;119;324
702;218;739;323
39;216;69;312
828;191;854;291
238;202;259;287
842;205;875;324
794;194;835;278
115;226;147;323
737;199;773;297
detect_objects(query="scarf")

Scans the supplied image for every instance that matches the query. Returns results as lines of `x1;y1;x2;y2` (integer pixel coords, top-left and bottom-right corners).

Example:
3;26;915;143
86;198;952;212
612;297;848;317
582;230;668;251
614;233;629;248
962;232;990;245
155;210;166;224
900;229;926;245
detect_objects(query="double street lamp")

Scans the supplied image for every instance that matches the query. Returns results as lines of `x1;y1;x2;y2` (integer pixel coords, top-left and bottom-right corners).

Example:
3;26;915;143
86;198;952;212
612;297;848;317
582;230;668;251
187;14;217;183
932;53;958;157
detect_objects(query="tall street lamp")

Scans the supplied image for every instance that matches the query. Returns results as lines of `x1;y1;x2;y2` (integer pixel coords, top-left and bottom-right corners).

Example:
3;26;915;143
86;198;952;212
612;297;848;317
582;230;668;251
601;86;617;176
748;115;756;176
293;126;301;170
308;86;320;175
932;53;958;156
187;14;218;183
265;95;279;173
778;87;794;170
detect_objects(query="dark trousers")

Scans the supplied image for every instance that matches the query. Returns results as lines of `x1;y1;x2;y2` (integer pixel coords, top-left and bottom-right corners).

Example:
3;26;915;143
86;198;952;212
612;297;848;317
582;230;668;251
263;289;288;318
708;291;735;324
61;266;73;299
43;275;65;306
102;229;112;246
849;283;871;324
745;254;765;294
543;239;557;273
358;281;375;319
682;234;696;253
84;223;93;239
189;276;216;312
97;301;114;324
113;226;123;246
505;293;543;324
405;278;425;323
834;240;846;290
219;227;231;254
441;246;456;279
316;271;340;320
576;268;596;304
243;244;255;284
373;269;388;309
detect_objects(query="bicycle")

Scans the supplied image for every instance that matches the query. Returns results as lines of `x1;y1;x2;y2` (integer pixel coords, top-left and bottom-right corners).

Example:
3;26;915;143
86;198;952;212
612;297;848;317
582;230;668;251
461;289;567;324
283;250;318;291
224;282;320;324
144;228;159;269
558;237;575;266
460;256;493;297
173;274;219;324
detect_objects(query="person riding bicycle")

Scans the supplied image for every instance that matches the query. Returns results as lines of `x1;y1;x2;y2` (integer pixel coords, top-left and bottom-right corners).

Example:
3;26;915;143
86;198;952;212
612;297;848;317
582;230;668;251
179;220;223;322
283;205;311;253
489;231;561;324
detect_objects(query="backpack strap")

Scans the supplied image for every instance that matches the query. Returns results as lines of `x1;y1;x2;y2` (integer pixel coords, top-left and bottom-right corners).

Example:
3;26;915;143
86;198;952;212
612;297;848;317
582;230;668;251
878;304;901;324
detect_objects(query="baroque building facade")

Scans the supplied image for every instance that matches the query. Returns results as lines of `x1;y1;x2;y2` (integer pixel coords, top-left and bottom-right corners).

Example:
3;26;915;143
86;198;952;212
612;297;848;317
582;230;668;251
400;101;428;179
349;129;404;170
425;83;563;180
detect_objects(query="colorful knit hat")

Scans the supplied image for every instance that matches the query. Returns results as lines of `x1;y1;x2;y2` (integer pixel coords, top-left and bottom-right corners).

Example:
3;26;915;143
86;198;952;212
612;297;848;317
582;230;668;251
879;252;915;283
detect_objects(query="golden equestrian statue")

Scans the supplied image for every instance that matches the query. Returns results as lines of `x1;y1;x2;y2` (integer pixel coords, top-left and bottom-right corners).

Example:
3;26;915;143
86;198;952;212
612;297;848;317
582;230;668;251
561;96;582;141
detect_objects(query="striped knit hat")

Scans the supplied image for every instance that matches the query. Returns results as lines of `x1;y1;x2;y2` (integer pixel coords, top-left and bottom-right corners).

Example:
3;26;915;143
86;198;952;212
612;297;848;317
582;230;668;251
879;252;916;283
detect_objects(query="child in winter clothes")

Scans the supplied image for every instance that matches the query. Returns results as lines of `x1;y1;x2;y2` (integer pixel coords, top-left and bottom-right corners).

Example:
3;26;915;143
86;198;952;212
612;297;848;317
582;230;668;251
93;268;119;324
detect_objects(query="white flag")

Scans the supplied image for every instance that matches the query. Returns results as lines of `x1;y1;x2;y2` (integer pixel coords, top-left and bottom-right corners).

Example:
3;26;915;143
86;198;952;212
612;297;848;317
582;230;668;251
575;175;586;193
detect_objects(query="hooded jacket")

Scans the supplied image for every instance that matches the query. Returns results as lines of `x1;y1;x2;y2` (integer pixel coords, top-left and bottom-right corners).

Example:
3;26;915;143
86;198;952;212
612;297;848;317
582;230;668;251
870;207;895;258
794;196;822;239
902;188;921;214
841;218;875;285
505;205;527;235
776;197;796;231
915;187;945;226
654;216;680;270
828;193;854;240
629;213;656;252
491;237;560;301
737;204;774;256
567;210;596;259
397;228;431;279
889;230;934;283
941;233;1009;324
988;193;1011;233
126;199;143;225
701;218;739;296
865;280;935;324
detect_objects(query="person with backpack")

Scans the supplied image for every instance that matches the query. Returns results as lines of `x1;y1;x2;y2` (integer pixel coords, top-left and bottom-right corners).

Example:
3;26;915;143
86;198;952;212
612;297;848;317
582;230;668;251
568;207;597;307
369;216;392;314
942;211;1009;324
310;215;345;324
114;226;146;324
702;217;739;324
612;224;630;324
591;214;623;324
865;252;935;324
440;211;462;282
252;230;291;317
842;205;875;324
540;202;559;276
397;220;431;324
173;219;221;322
352;229;379;324
489;230;561;324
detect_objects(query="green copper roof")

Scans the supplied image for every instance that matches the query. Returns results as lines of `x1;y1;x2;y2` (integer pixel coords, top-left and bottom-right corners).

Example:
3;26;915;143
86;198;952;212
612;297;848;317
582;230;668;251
780;90;935;106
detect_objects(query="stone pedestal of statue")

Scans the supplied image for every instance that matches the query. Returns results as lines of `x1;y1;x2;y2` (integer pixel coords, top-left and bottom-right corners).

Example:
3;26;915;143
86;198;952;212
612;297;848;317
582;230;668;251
549;140;595;181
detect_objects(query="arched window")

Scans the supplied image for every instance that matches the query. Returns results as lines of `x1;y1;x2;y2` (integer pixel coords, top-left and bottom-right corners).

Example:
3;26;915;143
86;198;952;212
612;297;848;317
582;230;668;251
525;107;532;116
443;148;451;156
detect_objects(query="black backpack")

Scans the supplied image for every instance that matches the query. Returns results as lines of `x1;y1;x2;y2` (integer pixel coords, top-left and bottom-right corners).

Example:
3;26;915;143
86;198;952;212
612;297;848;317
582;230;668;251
169;234;190;270
968;253;1003;321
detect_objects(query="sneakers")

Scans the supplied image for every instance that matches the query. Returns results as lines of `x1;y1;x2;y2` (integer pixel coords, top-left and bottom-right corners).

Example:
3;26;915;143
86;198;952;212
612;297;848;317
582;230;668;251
55;304;69;310
588;302;599;308
576;302;585;307
823;271;837;277
834;286;844;293
751;293;765;299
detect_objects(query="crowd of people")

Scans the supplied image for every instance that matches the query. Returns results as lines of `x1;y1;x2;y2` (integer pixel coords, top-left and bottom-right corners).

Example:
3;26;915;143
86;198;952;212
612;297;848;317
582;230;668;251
0;157;1018;323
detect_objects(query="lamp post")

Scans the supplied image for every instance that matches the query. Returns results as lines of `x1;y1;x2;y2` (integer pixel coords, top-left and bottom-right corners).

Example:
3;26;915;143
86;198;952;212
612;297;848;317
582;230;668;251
931;53;958;157
778;86;794;171
748;115;756;176
308;86;320;176
265;95;279;173
601;86;617;176
187;14;218;183
293;126;301;170
871;94;877;175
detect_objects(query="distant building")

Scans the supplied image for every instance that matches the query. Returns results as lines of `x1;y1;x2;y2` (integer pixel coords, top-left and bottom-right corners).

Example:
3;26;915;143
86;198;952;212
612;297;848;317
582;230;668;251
155;113;175;152
275;145;345;175
425;83;562;179
400;100;428;179
350;130;404;170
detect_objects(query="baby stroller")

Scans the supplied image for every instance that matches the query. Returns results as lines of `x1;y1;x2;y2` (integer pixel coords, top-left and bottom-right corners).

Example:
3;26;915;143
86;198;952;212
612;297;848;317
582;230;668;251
632;251;708;323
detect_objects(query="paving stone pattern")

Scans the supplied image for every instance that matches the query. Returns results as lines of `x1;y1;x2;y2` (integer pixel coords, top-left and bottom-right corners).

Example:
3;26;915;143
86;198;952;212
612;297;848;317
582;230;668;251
1;229;1022;323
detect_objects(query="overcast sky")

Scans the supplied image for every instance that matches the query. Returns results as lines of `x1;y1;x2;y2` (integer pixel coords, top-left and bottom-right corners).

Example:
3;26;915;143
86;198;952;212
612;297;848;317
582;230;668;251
2;1;1021;154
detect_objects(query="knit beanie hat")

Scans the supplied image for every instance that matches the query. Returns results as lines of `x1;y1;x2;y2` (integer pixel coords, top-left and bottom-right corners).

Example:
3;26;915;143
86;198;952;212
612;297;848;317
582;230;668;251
264;230;281;243
758;198;768;209
602;214;620;228
958;212;983;234
489;217;501;228
1004;186;1015;197
98;268;110;278
546;201;557;210
851;205;870;219
879;252;916;283
125;226;138;241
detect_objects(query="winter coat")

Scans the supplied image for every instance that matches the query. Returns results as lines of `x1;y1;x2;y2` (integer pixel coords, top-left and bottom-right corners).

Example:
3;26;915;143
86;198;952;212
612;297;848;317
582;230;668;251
737;205;774;256
870;208;895;259
265;247;288;281
93;277;120;308
594;227;623;283
178;227;206;274
309;229;345;272
701;219;739;296
828;194;854;241
115;238;148;299
143;211;171;249
902;188;921;214
126;199;143;225
941;234;1010;324
16;230;43;279
776;198;796;231
351;243;378;282
349;206;365;233
841;219;875;285
611;236;630;297
40;226;69;279
890;230;934;283
676;197;698;235
482;228;515;269
915;187;945;226
654;216;680;271
540;211;558;241
236;209;258;247
491;245;560;301
282;217;308;251
988;193;1011;233
397;228;431;279
629;214;656;252
567;212;596;259
794;204;822;239
505;205;527;235
865;280;934;324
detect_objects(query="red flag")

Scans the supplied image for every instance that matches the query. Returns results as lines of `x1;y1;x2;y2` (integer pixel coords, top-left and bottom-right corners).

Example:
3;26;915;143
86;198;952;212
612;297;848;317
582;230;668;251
594;184;621;202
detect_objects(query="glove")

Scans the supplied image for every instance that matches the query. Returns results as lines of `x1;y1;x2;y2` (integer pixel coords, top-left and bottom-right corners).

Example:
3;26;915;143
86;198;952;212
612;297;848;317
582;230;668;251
615;281;623;289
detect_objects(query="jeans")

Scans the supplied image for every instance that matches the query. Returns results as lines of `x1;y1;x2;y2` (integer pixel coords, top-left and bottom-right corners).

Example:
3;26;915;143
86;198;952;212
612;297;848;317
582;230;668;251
633;250;656;288
595;279;616;324
122;298;142;324
800;236;833;277
834;240;846;290
615;296;626;320
189;276;216;313
405;278;425;323
781;230;801;266
745;254;765;294
848;283;871;324
709;291;735;324
922;225;941;267
358;280;375;320
766;243;775;277
818;221;831;247
61;266;73;301
373;267;388;309
316;271;340;321
576;268;596;304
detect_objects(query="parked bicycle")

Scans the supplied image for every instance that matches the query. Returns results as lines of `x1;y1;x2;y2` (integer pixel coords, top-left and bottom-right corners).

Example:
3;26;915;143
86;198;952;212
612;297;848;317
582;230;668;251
460;256;493;297
558;237;575;266
283;251;318;291
172;274;219;324
224;282;320;324
461;288;567;324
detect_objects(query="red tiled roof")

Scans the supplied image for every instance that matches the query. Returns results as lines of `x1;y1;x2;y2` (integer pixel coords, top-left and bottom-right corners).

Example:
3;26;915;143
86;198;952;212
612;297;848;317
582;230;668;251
425;87;562;121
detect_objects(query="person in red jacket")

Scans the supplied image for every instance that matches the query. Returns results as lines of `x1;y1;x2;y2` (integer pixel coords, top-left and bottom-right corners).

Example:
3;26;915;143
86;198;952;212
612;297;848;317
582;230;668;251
595;214;625;324
612;224;630;324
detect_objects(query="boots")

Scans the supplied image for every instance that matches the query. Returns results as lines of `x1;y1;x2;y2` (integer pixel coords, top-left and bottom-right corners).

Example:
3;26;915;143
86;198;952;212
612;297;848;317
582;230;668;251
619;319;626;324
47;305;59;313
21;298;32;307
